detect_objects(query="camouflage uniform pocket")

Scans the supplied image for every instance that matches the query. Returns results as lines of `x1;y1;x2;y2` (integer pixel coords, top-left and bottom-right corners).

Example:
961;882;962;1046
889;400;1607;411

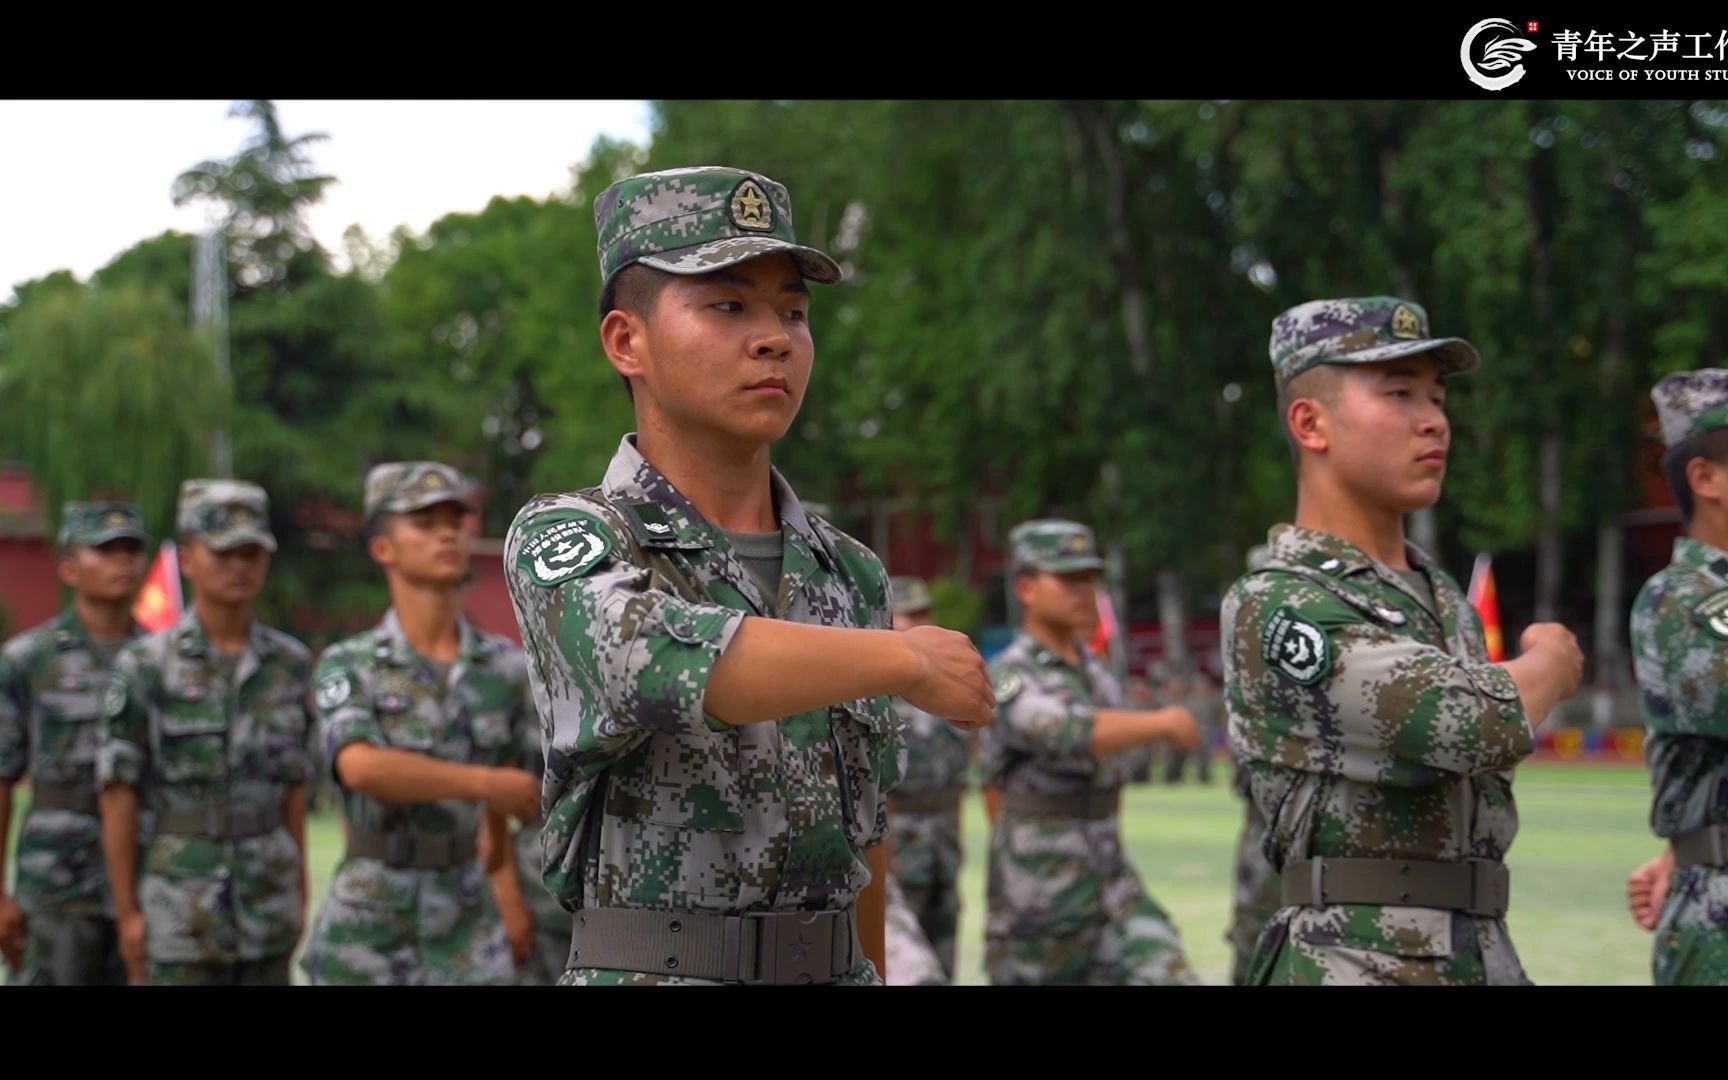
157;691;229;784
466;708;515;763
37;673;102;766
831;701;892;848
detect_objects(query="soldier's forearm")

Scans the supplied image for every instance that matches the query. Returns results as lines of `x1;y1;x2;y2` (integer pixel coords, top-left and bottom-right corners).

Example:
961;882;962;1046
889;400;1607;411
334;743;492;805
704;618;917;726
1090;708;1174;756
99;784;141;916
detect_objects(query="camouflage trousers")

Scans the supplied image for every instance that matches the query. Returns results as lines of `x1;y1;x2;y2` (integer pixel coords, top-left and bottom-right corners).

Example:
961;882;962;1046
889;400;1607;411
1654;865;1728;986
986;814;1199;986
1225;798;1280;985
299;858;514;986
1247;905;1530;986
885;873;947;985
150;953;293;986
6;908;126;986
886;807;961;979
986;893;1199;985
514;832;571;987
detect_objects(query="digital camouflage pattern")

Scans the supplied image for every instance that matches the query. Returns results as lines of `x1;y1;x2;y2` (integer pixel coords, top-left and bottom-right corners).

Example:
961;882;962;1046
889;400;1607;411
594;166;842;286
1268;296;1481;388
176;479;276;552
298;611;525;986
1;608;144;984
1651;368;1728;448
1225;763;1280;985
363;461;477;521
1222;524;1534;986
1007;519;1104;575
1631;536;1728;985
511;690;569;985
503;434;905;986
888;695;969;979
98;608;313;975
981;629;1198;985
57;500;150;548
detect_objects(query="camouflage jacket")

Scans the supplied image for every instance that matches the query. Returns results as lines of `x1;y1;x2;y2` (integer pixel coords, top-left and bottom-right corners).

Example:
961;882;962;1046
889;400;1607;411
314;610;528;861
1631;537;1728;839
982;631;1132;796
0;610;144;915
99;608;314;962
1222;524;1532;870
504;434;905;922
894;698;971;797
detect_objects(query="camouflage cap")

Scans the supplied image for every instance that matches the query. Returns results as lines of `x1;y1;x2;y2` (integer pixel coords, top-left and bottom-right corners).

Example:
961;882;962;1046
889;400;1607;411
594;166;843;288
1269;296;1481;388
889;575;934;615
58;501;150;549
364;461;477;521
177;479;276;552
1008;519;1105;575
1245;543;1272;572
1652;368;1728;448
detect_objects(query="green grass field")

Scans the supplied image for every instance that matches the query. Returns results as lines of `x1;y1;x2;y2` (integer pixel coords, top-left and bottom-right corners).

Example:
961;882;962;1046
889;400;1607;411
6;763;1662;985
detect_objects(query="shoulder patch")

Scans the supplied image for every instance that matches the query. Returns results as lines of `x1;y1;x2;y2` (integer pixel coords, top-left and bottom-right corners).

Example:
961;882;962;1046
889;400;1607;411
516;511;615;587
1260;605;1332;686
316;671;352;712
1693;589;1728;641
993;670;1023;704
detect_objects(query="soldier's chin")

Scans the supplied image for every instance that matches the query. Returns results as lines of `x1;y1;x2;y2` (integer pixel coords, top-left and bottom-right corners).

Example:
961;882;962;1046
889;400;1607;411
1387;477;1444;514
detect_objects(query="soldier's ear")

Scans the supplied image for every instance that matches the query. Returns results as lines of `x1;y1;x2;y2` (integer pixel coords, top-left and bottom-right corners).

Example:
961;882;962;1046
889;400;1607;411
368;532;394;567
600;308;649;384
56;550;81;589
1688;455;1728;506
1287;397;1329;455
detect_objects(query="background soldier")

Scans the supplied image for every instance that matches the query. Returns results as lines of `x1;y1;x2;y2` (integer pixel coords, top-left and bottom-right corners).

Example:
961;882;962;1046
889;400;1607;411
0;502;149;984
98;481;314;985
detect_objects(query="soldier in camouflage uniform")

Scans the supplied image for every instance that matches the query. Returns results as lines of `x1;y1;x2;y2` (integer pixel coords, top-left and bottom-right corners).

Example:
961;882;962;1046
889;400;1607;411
983;519;1203;985
98;482;314;985
299;462;540;986
1223;297;1583;986
1625;370;1728;985
0;503;150;984
884;575;969;981
504;165;992;986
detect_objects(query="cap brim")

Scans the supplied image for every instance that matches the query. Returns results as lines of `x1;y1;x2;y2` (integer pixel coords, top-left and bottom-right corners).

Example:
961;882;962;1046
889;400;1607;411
201;529;278;553
637;236;844;285
1027;556;1105;574
1320;338;1481;377
376;494;476;519
892;601;934;616
84;528;152;547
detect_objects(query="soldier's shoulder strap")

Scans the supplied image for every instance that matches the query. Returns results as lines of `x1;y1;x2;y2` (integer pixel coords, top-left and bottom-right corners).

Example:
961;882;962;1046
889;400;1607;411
574;486;707;608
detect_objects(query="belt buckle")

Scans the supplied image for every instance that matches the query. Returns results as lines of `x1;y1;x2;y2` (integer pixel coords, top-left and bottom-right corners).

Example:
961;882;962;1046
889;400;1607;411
740;911;836;986
385;831;413;867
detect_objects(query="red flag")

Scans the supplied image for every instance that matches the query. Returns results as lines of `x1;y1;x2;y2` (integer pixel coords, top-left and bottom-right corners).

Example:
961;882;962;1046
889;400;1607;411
1088;589;1117;656
133;540;183;633
1467;552;1504;662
